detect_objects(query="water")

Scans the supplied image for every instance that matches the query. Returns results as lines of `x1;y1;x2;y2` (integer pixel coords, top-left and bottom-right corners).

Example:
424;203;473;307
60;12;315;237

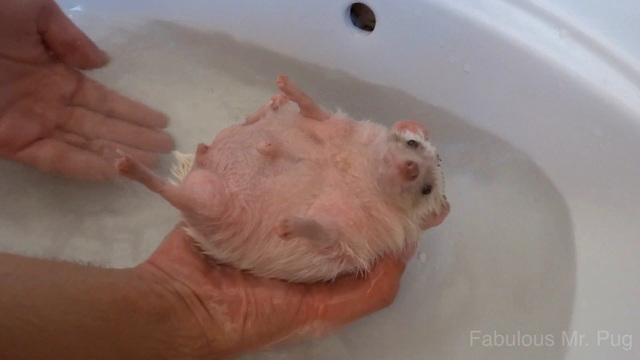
0;19;576;360
559;28;569;39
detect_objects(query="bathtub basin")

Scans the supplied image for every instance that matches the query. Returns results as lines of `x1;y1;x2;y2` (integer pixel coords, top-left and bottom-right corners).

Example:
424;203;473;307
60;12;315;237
1;0;638;359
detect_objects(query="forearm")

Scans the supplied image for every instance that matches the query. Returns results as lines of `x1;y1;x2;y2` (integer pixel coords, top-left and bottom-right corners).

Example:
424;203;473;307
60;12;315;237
0;253;192;360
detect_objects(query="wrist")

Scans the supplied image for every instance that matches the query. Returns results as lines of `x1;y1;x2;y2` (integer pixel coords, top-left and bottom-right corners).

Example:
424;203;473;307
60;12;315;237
0;254;202;360
131;263;217;360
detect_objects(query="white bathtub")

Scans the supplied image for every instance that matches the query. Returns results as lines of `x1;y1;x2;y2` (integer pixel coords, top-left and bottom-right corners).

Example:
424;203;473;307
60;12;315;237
1;0;638;359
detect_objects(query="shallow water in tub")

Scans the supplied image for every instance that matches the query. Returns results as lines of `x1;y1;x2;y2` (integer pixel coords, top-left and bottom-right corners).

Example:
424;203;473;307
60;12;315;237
0;19;576;360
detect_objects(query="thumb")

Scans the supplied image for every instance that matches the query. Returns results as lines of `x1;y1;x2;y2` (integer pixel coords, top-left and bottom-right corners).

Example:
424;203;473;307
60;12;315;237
38;2;109;69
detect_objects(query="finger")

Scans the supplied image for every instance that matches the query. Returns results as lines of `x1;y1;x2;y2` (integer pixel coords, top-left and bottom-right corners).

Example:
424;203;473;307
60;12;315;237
309;256;407;327
51;130;160;168
12;138;117;180
37;1;109;69
68;76;169;129
61;107;174;153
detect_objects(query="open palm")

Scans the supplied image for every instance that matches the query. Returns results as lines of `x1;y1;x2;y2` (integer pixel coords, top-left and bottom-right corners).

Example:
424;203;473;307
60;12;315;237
0;0;174;180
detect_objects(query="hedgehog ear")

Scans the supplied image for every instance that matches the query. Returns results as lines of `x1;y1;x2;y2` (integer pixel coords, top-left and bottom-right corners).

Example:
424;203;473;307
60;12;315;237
420;198;450;230
393;119;430;138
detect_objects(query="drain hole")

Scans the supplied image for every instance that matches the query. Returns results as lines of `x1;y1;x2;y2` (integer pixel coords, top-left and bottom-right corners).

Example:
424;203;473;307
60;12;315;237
348;3;376;33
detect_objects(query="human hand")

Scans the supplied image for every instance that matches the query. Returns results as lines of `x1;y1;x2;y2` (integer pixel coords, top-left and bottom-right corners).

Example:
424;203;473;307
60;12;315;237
135;224;418;358
0;0;174;180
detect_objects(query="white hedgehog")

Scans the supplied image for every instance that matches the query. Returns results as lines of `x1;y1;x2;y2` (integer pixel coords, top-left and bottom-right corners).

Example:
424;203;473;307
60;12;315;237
117;75;449;282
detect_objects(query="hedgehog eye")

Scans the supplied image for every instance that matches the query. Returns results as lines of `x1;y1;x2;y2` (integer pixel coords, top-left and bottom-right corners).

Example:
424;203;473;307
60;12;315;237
421;184;433;195
407;140;419;149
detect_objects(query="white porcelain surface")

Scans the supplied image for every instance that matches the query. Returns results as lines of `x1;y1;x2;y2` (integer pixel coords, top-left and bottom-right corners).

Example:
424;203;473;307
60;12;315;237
1;1;638;359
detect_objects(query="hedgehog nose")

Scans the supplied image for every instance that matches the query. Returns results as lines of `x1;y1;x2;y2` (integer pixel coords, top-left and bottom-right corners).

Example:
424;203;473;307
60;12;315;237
403;160;419;181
